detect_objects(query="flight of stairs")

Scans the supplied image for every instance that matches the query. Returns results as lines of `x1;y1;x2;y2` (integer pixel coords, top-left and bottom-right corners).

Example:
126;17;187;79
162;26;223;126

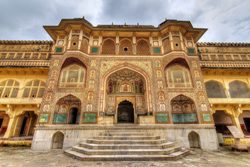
64;128;189;161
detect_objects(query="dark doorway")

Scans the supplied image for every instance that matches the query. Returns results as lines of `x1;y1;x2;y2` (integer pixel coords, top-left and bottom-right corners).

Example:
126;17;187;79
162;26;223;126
117;100;134;123
20;116;28;136
188;131;201;148
0;118;3;128
69;108;78;124
52;131;64;149
243;118;250;133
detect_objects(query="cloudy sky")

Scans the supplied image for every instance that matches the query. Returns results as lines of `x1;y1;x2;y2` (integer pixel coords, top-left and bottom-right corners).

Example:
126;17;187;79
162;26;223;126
0;0;249;42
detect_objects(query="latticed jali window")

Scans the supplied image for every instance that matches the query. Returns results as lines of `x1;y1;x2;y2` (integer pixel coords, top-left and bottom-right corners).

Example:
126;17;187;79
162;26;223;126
166;65;192;88
229;80;250;98
136;39;150;55
59;64;85;87
22;80;45;98
163;38;171;53
0;80;19;98
205;81;226;98
119;38;133;55
80;38;89;53
102;39;116;55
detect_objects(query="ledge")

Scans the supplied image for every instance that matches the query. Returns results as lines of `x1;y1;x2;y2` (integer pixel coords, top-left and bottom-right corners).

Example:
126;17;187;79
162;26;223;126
35;124;215;130
0;98;42;105
0;60;50;67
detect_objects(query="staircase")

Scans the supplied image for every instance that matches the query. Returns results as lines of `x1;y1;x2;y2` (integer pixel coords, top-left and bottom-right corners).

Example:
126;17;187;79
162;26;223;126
64;128;189;161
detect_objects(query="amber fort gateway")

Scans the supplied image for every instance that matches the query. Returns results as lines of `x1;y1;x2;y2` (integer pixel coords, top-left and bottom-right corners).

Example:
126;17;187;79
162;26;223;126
1;17;250;159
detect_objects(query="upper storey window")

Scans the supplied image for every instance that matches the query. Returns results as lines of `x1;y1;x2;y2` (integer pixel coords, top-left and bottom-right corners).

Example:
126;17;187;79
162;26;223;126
0;80;19;98
205;81;226;98
22;80;45;98
229;80;250;98
166;65;192;88
102;38;116;55
136;39;150;55
59;64;86;87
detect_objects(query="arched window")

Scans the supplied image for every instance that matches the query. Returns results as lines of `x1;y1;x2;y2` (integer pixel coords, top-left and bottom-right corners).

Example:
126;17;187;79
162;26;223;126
229;80;250;98
205;81;226;98
136;39;150;55
119;39;133;55
102;39;116;55
80;38;89;53
23;80;45;98
166;65;192;88
0;80;19;98
171;95;198;124
59;64;86;87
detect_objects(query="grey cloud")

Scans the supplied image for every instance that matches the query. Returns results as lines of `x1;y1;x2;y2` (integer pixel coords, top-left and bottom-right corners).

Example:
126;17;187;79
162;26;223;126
0;0;250;42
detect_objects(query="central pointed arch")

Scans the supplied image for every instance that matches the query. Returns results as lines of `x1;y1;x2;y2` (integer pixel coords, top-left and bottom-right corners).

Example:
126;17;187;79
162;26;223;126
99;63;152;116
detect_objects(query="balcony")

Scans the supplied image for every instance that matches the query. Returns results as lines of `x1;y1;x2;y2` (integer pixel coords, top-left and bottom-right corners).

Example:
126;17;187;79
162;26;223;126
208;98;250;105
0;98;42;105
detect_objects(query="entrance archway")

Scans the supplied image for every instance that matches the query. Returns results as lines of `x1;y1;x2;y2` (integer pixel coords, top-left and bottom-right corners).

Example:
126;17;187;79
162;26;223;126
69;107;78;124
117;100;134;123
52;131;64;149
188;131;201;148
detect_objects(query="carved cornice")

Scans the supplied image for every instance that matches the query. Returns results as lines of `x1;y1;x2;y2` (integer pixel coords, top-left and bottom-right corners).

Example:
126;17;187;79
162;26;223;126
200;61;250;68
0;60;50;67
197;42;250;47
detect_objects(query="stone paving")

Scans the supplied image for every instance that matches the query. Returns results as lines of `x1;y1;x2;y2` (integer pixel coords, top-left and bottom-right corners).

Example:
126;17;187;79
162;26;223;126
0;147;250;167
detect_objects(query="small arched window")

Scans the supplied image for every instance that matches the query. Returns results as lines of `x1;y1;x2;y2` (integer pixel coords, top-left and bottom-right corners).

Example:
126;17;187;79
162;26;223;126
59;64;86;87
23;80;45;98
102;39;116;55
205;81;226;98
229;80;250;98
166;65;192;88
136;39;150;55
0;80;19;98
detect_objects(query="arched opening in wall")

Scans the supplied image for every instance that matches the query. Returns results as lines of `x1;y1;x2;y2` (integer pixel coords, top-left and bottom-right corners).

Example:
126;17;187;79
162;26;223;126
205;80;226;98
136;39;150;55
117;100;134;123
119;38;133;55
239;110;250;135
59;57;87;88
68;107;79;124
52;131;64;149
80;37;89;53
213;110;233;135
102;38;116;55
188;131;201;148
54;95;81;124
229;80;250;98
0;111;9;137
165;58;192;88
163;37;171;53
0;79;19;98
105;68;147;122
15;111;38;137
171;95;198;124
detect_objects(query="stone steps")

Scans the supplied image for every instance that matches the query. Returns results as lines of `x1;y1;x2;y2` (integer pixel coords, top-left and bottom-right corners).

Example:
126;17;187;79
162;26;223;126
79;141;175;149
93;136;161;140
64;149;190;161
64;129;190;161
72;145;182;155
86;138;167;144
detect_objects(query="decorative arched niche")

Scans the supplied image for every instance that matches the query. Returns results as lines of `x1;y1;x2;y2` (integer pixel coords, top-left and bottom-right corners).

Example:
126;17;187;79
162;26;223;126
171;95;198;124
59;57;87;88
165;58;192;88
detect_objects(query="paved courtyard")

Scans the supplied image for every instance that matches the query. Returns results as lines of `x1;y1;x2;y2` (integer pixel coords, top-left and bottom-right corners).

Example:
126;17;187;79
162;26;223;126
0;147;249;167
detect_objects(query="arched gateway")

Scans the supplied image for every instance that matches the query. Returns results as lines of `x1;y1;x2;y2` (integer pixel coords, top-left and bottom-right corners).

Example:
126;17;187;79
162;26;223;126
105;68;147;124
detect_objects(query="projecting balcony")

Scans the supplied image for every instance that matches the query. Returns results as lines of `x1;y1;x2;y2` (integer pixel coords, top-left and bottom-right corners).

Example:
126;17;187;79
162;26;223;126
208;98;250;105
0;98;42;105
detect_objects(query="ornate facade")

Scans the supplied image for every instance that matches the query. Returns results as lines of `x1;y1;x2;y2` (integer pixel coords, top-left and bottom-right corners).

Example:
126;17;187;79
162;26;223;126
0;18;249;150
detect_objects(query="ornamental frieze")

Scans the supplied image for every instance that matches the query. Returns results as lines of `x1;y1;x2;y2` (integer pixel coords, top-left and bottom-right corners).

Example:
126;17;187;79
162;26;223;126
100;60;152;77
